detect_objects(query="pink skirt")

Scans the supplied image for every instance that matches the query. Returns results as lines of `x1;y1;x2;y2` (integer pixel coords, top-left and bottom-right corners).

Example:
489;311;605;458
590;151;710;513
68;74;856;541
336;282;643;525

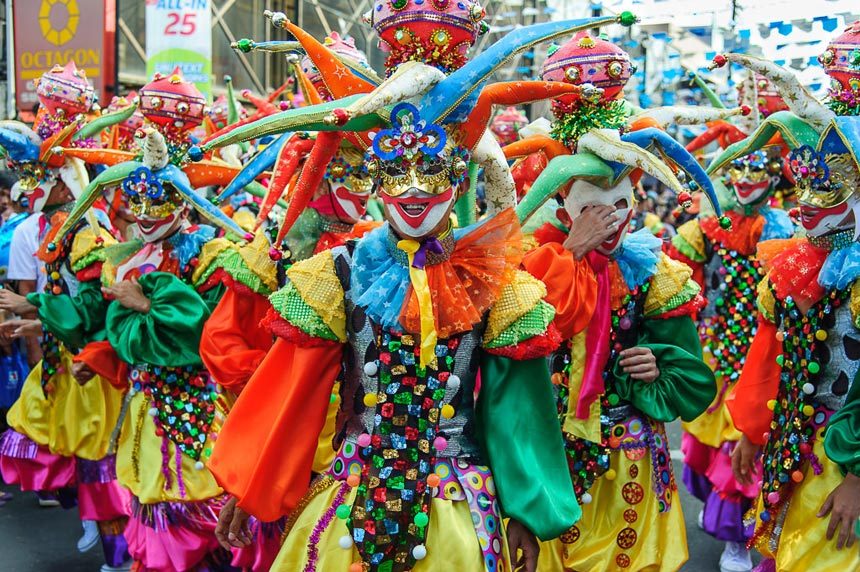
77;455;131;521
0;430;76;491
125;497;224;572
230;518;285;572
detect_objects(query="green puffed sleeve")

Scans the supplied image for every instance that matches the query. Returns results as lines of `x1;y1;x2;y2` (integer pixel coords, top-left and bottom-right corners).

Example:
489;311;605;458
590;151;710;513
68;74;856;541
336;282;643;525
824;370;860;476
106;272;211;368
611;315;716;423
27;281;108;348
199;282;225;314
475;354;580;540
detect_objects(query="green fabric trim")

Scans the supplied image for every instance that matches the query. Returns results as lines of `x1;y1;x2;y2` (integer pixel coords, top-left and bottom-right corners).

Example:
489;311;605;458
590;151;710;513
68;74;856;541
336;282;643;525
824;370;860;476
485;300;555;349
670;234;706;264
194;248;271;296
611;315;716;423
29;281;108;348
645;279;701;317
268;283;339;341
475;355;580;539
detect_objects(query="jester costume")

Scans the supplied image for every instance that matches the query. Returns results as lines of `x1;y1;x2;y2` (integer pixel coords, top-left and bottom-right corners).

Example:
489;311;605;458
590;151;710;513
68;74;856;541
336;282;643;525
198;9;647;572
503;34;727;572
671;73;795;565
0;62;135;569
705;22;860;572
46;70;268;572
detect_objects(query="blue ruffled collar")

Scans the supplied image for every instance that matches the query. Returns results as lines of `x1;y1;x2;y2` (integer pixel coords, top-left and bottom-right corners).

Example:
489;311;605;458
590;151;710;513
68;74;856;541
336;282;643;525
819;241;860;290
168;224;216;268
611;229;662;290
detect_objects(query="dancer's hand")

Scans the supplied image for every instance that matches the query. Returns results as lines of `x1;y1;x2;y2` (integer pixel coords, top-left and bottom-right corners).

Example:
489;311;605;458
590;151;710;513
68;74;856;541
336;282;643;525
216;496;252;550
0;319;42;340
507;518;539;572
0;288;36;315
818;473;860;550
563;205;619;260
731;434;760;486
71;362;96;385
618;347;660;382
103;277;151;313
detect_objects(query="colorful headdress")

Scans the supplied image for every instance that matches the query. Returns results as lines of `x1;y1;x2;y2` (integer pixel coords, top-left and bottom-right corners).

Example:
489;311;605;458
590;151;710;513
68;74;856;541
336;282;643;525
301;32;372;100
34;61;95;120
193;14;637;227
818;20;860;115
47;126;248;253
515;127;726;226
366;0;488;74
542;31;634;103
138;68;207;141
490;106;529;146
104;92;144;152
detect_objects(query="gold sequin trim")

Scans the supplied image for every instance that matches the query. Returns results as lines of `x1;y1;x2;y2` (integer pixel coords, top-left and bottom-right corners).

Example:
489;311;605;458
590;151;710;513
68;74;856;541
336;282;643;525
483;270;547;344
281;475;335;543
644;254;693;316
286;251;347;341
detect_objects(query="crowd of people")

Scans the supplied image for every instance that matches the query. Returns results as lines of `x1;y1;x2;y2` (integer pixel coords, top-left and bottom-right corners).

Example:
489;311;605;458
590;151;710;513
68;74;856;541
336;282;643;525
0;4;857;572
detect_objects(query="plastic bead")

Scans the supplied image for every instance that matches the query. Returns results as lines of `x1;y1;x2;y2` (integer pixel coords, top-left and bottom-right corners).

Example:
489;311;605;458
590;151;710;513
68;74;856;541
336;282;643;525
47;242;57;252
441;404;455;419
766;491;779;504
363;393;378;407
427;474;441;488
760;510;771;522
775;355;784;366
618;11;637;26
581;492;592;504
363;362;378;376
194;461;204;470
447;374;461;390
604;469;617;481
412;545;427;560
346;474;360;488
814;329;827;341
433;436;448;451
339;535;353;549
791;471;804;483
357;433;371;447
187;146;203;161
766;399;776;411
349;563;363;572
802;405;814;417
148;407;158;417
802;383;815;395
807;361;820;374
413;512;429;527
335;503;351;520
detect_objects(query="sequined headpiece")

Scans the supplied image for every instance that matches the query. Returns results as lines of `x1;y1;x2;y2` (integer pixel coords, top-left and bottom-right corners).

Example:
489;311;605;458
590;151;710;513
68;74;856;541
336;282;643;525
34;61;95;119
541;32;634;103
139;68;207;133
788;144;860;207
366;0;488;74
741;74;789;119
818;20;860;115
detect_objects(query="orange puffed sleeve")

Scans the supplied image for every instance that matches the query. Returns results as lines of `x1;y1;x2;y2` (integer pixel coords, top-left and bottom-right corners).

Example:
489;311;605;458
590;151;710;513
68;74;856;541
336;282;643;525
522;242;597;340
208;338;342;522
74;341;128;390
726;318;781;445
200;286;274;393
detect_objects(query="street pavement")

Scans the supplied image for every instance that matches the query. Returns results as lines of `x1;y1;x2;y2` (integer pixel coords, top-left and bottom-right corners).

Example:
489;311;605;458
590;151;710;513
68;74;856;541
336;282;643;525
0;421;756;571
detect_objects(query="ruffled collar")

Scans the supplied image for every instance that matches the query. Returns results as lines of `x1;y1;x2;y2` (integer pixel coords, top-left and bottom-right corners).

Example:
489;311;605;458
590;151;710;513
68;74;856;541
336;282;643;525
611;229;661;290
819;241;860;290
350;209;523;338
168;224;216;268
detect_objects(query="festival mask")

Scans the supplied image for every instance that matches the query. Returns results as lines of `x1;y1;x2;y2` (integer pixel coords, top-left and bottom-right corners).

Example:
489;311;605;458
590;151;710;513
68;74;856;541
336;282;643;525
122;166;185;242
727;150;781;205
564;177;634;255
789;145;860;237
320;147;374;224
367;103;469;239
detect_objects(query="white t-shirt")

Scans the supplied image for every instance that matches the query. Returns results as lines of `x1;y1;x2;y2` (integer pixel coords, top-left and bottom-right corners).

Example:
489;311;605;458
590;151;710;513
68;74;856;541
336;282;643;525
8;212;48;293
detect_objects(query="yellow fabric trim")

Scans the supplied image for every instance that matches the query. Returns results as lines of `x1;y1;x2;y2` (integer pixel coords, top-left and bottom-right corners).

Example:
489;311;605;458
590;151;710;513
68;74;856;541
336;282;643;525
286;250;346;342
397;239;437;368
232;209;256;233
238;232;278;293
483;270;547;344
676;219;706;259
191;238;235;284
562;330;602;442
644;253;693;315
70;226;118;268
851;280;860;328
757;275;776;323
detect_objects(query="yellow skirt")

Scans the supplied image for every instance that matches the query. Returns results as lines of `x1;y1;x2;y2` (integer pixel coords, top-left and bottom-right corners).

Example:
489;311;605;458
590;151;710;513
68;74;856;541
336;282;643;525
272;478;507;572
311;383;339;475
115;391;223;504
539;448;688;572
753;439;860;571
6;349;125;460
682;358;741;448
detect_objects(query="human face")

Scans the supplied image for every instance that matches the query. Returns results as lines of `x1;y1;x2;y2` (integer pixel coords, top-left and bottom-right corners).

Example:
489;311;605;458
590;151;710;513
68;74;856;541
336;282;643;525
564;177;634;255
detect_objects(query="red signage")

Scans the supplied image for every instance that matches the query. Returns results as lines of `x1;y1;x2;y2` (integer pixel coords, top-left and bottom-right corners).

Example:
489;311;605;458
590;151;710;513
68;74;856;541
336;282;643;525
13;0;116;118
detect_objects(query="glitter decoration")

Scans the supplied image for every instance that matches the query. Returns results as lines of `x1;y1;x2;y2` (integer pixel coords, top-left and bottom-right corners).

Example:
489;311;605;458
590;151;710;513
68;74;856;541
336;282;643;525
304;481;350;572
549;99;628;149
